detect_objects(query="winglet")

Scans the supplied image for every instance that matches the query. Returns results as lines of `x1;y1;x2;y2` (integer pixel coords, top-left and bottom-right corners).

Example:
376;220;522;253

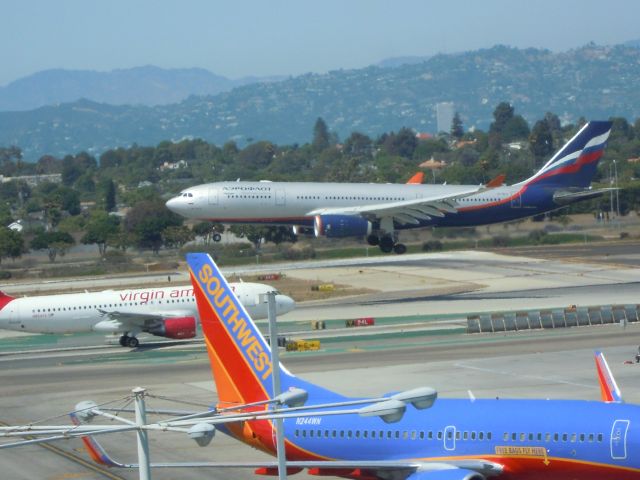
406;172;425;184
69;412;125;467
594;351;623;403
485;174;505;188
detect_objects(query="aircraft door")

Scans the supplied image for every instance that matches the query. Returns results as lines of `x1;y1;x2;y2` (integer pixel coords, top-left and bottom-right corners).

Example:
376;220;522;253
275;190;286;206
611;419;630;460
443;425;456;451
208;188;218;205
510;194;521;208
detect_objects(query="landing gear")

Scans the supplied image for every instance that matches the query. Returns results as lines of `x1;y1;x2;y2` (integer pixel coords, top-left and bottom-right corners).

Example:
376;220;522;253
212;233;222;242
375;234;406;254
379;235;394;253
393;243;407;255
366;234;380;246
119;334;140;348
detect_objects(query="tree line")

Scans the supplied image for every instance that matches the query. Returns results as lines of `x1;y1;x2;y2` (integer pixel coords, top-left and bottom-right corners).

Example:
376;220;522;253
0;101;638;263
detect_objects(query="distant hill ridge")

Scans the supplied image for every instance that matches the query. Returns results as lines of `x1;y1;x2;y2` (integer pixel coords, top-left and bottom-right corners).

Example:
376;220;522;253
0;65;285;111
2;44;640;160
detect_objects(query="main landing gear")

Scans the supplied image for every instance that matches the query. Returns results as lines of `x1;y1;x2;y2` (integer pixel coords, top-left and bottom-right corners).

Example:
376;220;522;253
119;334;139;348
367;234;407;254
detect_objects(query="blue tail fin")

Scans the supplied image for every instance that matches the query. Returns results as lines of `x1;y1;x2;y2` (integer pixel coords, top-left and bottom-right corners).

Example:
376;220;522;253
519;121;612;188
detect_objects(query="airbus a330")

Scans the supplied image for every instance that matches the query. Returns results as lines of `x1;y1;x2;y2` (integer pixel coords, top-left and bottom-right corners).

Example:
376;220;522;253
166;121;613;254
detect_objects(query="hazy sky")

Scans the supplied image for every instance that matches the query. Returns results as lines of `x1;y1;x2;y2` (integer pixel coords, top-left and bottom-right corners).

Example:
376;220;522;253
2;0;639;86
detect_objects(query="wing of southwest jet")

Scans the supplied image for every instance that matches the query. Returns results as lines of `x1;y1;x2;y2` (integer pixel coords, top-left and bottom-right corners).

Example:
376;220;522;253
306;186;484;226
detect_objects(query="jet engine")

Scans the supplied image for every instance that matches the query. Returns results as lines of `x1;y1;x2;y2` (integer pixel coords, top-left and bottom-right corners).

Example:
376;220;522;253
313;215;372;238
147;316;197;339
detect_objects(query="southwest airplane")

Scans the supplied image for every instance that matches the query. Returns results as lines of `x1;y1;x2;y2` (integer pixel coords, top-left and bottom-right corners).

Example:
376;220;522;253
0;282;294;347
180;252;639;479
166;121;613;254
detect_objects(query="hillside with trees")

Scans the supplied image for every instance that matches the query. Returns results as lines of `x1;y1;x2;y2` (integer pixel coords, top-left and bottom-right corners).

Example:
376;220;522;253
2;44;640;160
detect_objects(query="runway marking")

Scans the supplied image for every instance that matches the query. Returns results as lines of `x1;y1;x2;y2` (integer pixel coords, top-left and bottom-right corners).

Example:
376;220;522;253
453;363;596;390
0;420;126;480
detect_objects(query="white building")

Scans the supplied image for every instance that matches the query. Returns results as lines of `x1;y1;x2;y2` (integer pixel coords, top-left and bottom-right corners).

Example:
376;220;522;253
436;102;455;134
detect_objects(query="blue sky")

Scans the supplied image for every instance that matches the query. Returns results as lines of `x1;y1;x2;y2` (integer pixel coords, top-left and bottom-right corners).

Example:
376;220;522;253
2;0;639;86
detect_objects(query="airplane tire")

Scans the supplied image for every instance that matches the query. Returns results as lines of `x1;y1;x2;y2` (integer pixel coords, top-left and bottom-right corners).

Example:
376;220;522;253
379;236;395;253
127;337;140;348
366;234;380;246
119;335;128;347
393;243;407;255
212;233;222;242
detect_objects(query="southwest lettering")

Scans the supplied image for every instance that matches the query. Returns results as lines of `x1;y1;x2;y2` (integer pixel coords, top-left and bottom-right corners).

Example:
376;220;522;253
195;263;273;383
237;323;256;347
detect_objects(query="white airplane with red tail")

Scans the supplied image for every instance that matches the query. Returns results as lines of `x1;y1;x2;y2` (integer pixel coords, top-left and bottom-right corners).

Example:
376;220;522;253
0;282;295;347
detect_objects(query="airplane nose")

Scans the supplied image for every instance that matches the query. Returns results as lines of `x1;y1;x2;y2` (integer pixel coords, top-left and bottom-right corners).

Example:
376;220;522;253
165;196;180;213
276;294;296;315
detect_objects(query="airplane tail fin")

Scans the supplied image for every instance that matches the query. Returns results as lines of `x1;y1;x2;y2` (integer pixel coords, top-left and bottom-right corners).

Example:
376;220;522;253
406;172;425;184
594;351;623;403
186;253;344;408
0;291;14;310
519;121;612;188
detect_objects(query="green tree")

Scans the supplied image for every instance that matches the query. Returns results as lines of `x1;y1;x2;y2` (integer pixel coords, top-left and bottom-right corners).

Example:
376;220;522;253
30;231;75;262
490;102;514;134
99;179;117;212
312;117;330;150
0;227;24;263
529;120;554;158
124;200;183;254
451;112;464;139
81;211;121;256
162;225;195;249
343;132;372;157
382;127;418;158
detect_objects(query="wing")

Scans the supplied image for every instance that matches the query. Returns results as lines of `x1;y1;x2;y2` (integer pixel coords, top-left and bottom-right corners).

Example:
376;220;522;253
93;308;193;332
307;186;483;227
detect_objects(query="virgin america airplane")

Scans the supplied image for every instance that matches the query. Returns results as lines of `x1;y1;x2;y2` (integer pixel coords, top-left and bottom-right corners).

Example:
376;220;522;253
166;121;613;254
0;281;294;347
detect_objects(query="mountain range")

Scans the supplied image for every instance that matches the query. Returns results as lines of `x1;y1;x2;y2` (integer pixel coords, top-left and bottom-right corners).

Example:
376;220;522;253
2;44;640;161
0;66;285;111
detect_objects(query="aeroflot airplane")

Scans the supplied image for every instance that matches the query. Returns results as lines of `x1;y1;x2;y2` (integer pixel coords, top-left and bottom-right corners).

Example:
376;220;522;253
0;282;294;347
184;252;640;479
167;121;613;254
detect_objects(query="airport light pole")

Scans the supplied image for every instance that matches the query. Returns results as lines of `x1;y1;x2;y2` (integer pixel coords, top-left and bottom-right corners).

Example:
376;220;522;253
265;292;287;480
133;387;151;480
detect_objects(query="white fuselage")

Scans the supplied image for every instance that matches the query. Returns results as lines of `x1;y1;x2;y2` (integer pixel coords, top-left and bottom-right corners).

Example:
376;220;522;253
0;283;295;334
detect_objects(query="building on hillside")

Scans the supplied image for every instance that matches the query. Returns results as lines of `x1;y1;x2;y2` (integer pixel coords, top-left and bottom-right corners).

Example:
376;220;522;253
436;102;455;134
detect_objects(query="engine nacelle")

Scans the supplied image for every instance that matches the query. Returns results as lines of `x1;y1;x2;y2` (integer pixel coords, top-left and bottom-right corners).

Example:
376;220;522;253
314;215;372;238
147;316;197;339
406;469;485;480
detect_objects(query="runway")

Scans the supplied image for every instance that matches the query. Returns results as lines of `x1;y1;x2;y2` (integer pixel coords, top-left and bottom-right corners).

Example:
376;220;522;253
2;325;640;479
1;245;640;478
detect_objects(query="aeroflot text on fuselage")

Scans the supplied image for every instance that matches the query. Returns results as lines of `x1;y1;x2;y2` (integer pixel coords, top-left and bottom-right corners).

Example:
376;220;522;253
197;263;273;381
